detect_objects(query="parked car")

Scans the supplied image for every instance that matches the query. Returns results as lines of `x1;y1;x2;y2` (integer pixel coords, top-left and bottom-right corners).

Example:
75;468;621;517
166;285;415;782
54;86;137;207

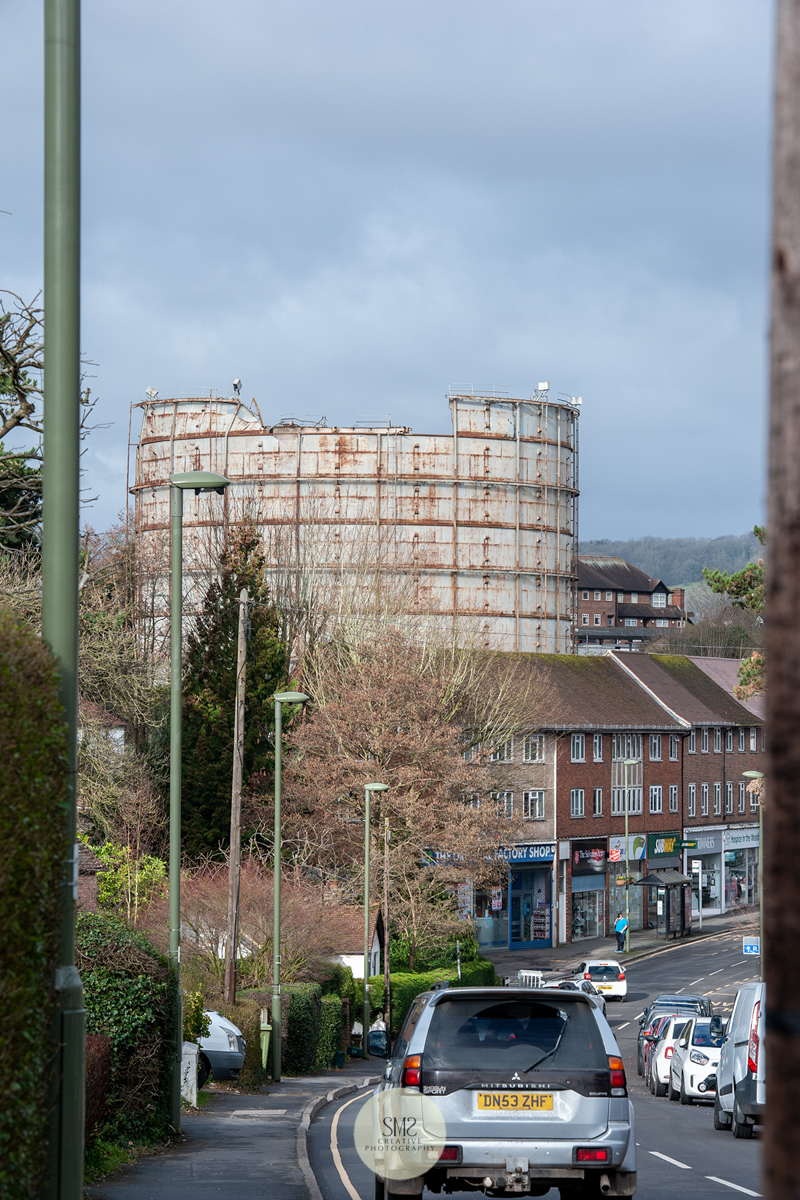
640;1014;672;1086
714;981;765;1138
636;996;712;1076
646;1014;690;1097
636;1012;672;1077
668;1016;725;1104
374;987;637;1199
198;1011;246;1087
555;978;608;1017
570;960;628;1001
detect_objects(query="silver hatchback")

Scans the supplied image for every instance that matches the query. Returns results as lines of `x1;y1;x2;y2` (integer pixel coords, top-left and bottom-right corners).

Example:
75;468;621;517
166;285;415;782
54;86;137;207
375;987;636;1198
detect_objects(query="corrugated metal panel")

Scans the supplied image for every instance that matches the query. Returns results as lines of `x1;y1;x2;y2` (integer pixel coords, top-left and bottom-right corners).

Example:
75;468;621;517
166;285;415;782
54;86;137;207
132;392;579;652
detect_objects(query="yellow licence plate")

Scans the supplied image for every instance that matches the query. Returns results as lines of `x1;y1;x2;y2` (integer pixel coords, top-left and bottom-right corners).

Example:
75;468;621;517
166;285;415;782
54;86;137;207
597;985;613;991
477;1093;553;1111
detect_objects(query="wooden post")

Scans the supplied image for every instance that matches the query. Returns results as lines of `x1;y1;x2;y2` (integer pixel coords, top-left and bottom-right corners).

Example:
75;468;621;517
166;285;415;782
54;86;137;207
766;5;800;1194
384;817;391;1035
223;588;248;1005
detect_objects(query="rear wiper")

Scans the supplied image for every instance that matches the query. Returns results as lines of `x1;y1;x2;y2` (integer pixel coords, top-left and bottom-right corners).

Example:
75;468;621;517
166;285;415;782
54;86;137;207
523;1019;569;1073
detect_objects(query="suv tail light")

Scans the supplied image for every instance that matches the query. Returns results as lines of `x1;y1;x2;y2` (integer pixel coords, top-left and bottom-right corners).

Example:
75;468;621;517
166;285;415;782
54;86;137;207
402;1054;422;1087
664;1046;674;1059
576;1148;609;1163
425;1145;462;1163
747;1002;761;1075
618;969;625;980
584;972;592;980
608;1055;627;1096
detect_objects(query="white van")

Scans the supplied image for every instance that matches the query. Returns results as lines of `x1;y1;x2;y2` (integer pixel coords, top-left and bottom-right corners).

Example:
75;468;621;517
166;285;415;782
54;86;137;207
714;981;765;1138
197;1011;246;1087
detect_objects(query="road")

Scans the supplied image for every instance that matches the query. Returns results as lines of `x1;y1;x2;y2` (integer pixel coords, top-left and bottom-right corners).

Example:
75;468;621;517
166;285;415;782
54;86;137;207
307;930;762;1199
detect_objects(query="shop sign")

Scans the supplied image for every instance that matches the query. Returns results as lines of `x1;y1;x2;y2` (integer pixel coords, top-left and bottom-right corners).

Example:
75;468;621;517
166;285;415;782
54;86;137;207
724;827;760;851
647;832;681;859
608;834;646;862
572;839;608;876
498;842;556;863
686;830;723;854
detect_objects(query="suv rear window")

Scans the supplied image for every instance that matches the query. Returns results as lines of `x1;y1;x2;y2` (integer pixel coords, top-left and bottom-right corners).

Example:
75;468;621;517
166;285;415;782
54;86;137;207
588;965;620;980
424;997;607;1071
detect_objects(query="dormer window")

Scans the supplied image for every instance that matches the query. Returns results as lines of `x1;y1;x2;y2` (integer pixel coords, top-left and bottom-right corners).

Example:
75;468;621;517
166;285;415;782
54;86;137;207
631;593;638;603
652;592;666;608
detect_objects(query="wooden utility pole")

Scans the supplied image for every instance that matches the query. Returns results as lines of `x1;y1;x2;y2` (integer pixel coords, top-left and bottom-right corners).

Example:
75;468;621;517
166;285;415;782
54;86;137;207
384;818;391;1036
766;5;800;1195
224;588;248;1005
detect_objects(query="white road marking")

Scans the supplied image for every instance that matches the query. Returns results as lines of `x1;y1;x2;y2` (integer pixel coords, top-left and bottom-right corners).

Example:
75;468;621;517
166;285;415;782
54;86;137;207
689;979;705;986
731;960;747;966
331;1091;367;1200
649;1150;691;1169
705;1176;761;1196
709;968;725;976
617;1022;630;1029
637;1012;645;1019
674;988;685;993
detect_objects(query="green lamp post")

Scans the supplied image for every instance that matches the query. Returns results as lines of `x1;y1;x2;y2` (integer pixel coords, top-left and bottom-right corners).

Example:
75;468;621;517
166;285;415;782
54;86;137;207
271;690;309;1081
743;770;765;981
168;470;230;1126
363;783;389;1058
623;758;639;953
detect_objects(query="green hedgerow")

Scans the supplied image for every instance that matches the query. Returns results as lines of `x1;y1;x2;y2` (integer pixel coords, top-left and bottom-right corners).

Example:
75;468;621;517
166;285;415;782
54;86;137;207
0;611;68;1199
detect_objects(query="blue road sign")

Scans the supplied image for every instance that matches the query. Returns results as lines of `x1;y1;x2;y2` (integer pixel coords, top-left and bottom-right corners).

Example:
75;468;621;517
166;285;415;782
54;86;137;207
743;938;760;956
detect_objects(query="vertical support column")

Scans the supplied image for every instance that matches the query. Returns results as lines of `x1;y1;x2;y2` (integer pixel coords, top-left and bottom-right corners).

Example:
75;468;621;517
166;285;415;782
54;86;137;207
169;483;183;1130
363;784;371;1059
43;1;85;1194
272;699;283;1081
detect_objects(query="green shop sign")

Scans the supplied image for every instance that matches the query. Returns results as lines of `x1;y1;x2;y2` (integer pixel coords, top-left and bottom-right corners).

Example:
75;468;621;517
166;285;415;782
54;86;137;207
647;832;682;859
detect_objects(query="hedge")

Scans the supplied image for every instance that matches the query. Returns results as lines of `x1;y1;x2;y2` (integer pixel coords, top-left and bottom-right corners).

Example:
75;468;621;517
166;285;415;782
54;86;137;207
77;912;179;1143
229;985;343;1080
367;958;498;1034
317;995;344;1070
0;612;68;1199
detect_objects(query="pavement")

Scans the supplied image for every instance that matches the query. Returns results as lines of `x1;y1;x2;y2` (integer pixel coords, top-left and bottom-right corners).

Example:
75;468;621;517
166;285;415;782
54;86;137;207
86;1056;381;1200
481;906;759;978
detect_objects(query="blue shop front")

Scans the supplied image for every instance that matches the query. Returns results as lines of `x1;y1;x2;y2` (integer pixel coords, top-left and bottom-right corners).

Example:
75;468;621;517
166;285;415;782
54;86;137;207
505;842;555;949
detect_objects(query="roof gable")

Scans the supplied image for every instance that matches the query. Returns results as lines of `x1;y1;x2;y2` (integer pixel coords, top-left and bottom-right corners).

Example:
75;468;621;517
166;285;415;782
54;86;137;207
578;556;657;593
615;653;761;727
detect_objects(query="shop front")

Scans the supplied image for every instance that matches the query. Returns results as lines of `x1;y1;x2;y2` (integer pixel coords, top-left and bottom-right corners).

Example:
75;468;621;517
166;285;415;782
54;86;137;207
685;829;723;917
645;832;682;931
608;834;646;932
504;842;556;949
724;826;760;908
570;838;608;942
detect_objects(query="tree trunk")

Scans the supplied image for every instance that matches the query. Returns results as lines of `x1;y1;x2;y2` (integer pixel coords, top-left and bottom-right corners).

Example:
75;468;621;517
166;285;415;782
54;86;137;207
766;6;800;1195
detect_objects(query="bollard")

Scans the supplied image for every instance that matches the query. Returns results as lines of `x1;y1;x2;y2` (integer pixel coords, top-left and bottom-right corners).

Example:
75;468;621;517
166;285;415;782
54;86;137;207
260;1008;272;1072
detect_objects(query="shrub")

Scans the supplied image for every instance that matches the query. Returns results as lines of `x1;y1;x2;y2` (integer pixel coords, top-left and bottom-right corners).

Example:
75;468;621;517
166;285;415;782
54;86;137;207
85;1035;112;1143
368;958;497;1033
182;989;211;1043
283;983;322;1075
316;995;344;1070
0;612;67;1199
215;995;269;1090
76;911;179;1142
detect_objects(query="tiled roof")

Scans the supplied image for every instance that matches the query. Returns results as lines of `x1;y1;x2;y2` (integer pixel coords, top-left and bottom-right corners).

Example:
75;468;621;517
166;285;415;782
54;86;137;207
578;557;658;592
688;657;766;721
509;654;684;731
614;654;761;727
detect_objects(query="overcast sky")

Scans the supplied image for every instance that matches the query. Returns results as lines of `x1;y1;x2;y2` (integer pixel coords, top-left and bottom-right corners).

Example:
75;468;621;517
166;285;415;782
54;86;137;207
5;1;774;539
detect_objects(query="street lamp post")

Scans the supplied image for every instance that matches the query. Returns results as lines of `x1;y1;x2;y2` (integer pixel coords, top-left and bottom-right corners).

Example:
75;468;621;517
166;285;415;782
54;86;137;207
271;691;309;1082
623;758;639;954
168;470;230;1127
363;783;389;1059
743;770;765;981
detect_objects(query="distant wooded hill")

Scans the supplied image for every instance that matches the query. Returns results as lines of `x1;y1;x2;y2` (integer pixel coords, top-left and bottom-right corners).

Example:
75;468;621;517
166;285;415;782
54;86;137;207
578;531;763;585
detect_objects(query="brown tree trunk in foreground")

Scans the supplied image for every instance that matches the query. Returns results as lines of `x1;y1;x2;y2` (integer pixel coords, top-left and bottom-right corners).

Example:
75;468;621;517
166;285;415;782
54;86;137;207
766;5;800;1195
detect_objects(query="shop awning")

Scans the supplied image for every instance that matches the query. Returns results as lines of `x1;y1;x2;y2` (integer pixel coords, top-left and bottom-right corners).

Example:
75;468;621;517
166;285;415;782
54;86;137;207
635;869;691;886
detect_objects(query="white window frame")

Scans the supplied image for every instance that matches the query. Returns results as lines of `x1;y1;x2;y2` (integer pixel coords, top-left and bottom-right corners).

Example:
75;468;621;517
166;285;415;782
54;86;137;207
522;790;545;820
625;618;638;627
493;790;514;818
701;783;709;816
581;613;590;626
750;727;757;751
739;782;746;813
592;787;602;817
570;788;585;818
701;728;709;754
612;732;643;762
491;738;513;763
688;729;696;754
669;734;679;761
726;729;734;752
606;591;613;601
649;733;662;762
594;590;601;600
617;592;624;602
571;733;586;762
593;613;601;626
739;728;746;752
725;782;733;814
649;785;663;814
522;734;545;763
688;783;696;817
631;592;639;603
750;786;759;813
714;782;722;815
652;591;667;608
669;784;678;813
714;728;722;754
582;589;589;599
656;619;668;627
593;733;603;762
612;787;642;815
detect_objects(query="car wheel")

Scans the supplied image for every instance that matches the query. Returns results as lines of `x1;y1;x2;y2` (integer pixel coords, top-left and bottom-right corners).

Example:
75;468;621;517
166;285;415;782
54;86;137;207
647;1066;655;1095
731;1102;754;1140
679;1074;692;1106
653;1072;667;1098
636;1047;644;1076
668;1073;679;1102
197;1054;211;1089
714;1093;732;1131
373;1175;386;1200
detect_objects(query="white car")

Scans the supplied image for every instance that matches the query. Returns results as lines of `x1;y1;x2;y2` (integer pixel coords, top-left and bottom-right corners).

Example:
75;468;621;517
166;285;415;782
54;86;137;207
714;981;765;1138
571;959;628;1001
198;1010;246;1086
554;978;608;1017
647;1014;691;1097
668;1016;725;1104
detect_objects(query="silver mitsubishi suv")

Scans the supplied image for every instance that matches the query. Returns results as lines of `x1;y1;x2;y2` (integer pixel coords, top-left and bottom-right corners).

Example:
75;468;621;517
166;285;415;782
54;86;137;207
375;987;636;1199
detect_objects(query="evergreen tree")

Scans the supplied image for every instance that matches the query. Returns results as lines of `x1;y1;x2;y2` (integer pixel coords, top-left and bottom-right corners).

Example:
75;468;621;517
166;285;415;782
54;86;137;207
181;526;287;858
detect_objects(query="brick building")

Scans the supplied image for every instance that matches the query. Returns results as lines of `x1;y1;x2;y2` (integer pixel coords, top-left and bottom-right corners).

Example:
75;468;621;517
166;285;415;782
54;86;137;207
576;556;689;650
476;651;764;953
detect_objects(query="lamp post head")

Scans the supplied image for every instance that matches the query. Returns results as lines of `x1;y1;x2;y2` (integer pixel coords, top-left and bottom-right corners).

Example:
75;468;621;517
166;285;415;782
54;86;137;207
365;782;389;793
170;470;231;496
742;771;764;779
623;759;638;766
274;691;310;704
